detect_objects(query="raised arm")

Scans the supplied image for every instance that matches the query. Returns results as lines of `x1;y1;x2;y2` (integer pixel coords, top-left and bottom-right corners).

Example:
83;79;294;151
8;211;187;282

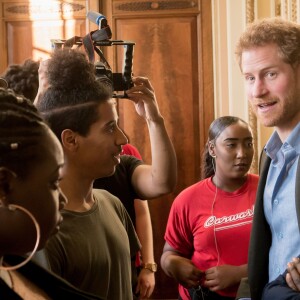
125;77;177;199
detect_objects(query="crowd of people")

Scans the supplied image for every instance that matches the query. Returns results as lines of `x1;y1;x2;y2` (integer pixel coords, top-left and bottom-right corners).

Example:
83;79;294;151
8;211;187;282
0;16;300;300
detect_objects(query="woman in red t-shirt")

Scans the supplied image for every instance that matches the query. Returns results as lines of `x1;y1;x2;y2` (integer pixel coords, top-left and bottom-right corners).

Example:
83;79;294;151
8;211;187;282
161;116;259;300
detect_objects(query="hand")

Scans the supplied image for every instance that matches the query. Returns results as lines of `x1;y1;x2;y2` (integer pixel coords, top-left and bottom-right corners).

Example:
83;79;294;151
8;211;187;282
135;268;155;299
34;59;50;105
204;265;241;292
125;77;162;123
286;257;300;291
168;256;204;289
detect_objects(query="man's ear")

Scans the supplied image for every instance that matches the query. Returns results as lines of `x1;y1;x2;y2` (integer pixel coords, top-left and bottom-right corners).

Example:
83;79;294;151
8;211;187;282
0;167;17;205
61;129;79;152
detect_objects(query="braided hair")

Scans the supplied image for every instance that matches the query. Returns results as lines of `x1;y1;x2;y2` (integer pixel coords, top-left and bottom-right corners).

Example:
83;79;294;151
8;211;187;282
0;88;48;179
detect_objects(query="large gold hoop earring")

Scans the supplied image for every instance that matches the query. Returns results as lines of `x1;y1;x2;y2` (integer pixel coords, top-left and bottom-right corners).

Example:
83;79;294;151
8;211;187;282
0;204;40;271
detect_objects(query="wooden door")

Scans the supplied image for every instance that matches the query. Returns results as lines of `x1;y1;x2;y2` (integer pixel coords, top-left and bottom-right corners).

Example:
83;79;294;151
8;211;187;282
0;0;100;73
100;1;214;298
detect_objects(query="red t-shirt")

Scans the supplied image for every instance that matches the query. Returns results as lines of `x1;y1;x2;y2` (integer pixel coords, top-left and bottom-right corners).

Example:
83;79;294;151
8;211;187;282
164;174;259;299
122;144;142;160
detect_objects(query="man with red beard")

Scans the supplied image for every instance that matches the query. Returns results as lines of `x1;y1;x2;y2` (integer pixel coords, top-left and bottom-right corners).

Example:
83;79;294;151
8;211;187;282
235;18;300;300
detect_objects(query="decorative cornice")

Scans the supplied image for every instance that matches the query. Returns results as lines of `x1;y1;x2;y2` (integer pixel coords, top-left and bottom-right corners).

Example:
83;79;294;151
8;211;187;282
115;1;197;12
5;1;85;16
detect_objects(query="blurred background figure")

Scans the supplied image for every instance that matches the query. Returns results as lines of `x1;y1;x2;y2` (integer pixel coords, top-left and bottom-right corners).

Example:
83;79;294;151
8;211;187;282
1;59;39;102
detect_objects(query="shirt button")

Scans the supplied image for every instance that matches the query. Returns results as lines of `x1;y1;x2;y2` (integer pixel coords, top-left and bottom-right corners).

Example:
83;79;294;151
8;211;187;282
278;232;283;239
274;199;279;205
276;267;280;274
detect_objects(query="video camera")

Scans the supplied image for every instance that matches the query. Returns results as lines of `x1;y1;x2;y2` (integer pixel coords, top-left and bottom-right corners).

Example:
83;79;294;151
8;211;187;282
51;11;135;98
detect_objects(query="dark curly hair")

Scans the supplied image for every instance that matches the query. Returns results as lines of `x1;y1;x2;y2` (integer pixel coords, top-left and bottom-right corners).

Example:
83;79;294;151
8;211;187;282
2;59;39;102
37;49;112;141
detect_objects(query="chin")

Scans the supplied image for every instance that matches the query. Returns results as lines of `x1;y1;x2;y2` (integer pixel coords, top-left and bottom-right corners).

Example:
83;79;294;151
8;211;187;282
105;166;117;177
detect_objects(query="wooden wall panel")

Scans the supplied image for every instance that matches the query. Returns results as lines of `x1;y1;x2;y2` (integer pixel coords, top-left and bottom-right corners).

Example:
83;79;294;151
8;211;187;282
0;0;88;73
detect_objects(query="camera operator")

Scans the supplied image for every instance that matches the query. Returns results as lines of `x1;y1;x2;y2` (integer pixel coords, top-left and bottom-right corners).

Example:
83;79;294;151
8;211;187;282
35;51;177;299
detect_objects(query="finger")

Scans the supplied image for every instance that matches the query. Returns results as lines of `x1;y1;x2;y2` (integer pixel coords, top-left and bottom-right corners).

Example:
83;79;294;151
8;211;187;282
183;279;201;289
208;285;219;292
204;272;215;281
287;261;300;290
126;84;153;95
140;288;147;298
286;272;298;291
145;286;154;298
132;77;154;91
147;286;154;297
292;257;300;272
203;278;217;288
135;282;140;294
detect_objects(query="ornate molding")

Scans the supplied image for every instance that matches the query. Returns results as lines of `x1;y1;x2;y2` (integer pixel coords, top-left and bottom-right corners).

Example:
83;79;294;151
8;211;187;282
3;1;86;19
246;0;258;174
291;0;297;22
246;0;255;23
113;0;198;13
279;0;298;21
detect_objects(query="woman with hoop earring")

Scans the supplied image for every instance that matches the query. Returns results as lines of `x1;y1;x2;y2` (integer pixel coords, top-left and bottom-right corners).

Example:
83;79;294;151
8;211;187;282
161;116;259;300
0;88;103;299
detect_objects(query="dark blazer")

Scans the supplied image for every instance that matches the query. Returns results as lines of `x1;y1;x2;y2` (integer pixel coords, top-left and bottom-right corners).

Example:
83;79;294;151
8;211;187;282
248;152;300;300
262;266;300;299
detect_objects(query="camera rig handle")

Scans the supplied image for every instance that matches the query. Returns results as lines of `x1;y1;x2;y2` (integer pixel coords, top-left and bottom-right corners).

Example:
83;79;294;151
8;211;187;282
93;40;135;91
51;36;135;97
123;43;134;90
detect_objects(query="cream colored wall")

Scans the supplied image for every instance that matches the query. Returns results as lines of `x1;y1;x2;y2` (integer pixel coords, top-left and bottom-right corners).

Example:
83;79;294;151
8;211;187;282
212;0;299;155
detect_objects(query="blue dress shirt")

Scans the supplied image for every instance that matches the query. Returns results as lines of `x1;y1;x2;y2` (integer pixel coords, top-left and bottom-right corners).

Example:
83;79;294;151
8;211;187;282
264;122;300;282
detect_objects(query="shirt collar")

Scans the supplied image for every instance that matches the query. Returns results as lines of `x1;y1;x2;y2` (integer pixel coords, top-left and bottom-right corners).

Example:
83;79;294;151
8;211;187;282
264;121;300;160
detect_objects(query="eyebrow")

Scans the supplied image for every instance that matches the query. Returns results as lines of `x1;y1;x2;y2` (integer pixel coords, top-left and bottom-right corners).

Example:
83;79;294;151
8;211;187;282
223;137;253;142
104;120;117;128
243;65;279;75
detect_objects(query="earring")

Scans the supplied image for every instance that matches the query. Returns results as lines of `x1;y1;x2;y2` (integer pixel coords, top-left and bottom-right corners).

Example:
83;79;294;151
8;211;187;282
0;204;40;271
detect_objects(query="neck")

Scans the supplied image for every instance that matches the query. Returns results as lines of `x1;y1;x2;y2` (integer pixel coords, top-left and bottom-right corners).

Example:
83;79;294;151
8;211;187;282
212;174;247;192
276;125;297;143
59;175;95;212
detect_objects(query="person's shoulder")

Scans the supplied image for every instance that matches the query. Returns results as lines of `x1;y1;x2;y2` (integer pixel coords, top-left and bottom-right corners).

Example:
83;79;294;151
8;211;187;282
181;178;208;193
174;179;208;203
247;173;260;184
119;153;143;174
93;188;119;202
92;189;125;209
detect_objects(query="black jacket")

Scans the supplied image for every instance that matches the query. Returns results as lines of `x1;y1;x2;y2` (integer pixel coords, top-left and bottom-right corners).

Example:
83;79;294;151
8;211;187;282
248;152;300;300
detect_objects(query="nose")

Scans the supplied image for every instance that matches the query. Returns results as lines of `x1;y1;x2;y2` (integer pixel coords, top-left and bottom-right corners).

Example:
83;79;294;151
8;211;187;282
236;145;248;158
116;126;128;146
58;188;68;210
252;78;267;98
